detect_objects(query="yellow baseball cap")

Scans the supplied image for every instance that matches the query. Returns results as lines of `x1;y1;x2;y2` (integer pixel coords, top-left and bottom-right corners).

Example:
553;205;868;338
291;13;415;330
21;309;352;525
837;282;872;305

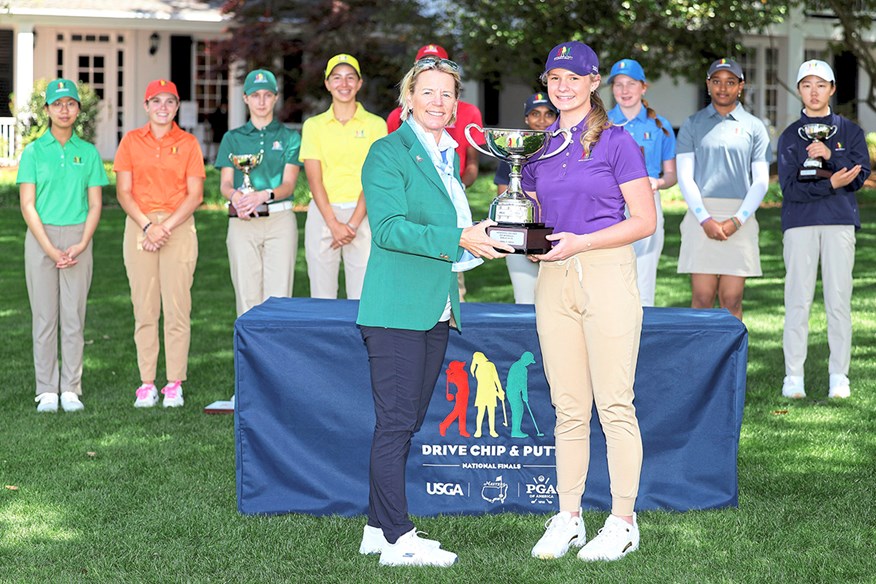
325;54;361;80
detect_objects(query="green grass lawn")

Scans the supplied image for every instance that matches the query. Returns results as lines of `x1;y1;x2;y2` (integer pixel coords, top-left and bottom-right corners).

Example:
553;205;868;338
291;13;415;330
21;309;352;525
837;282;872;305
1;177;875;582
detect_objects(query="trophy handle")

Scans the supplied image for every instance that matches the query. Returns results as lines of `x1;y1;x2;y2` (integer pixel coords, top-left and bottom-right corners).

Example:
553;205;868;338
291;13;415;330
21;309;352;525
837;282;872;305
538;128;573;161
797;127;808;141
826;126;838;141
464;123;495;159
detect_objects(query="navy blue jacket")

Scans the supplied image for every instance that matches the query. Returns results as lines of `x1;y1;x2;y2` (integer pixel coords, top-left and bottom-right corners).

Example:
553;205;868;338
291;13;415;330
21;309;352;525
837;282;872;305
778;111;870;232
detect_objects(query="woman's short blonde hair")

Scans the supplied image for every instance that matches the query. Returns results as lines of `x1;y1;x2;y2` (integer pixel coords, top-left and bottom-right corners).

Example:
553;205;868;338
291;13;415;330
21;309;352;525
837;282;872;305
398;58;462;126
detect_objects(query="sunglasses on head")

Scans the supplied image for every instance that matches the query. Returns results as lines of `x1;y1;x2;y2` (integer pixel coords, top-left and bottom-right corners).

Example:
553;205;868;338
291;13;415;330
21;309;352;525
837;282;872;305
415;56;460;72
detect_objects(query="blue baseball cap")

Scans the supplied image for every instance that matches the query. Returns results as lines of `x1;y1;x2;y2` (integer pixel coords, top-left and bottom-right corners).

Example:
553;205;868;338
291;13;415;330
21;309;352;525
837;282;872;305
609;59;646;83
543;41;599;77
524;93;557;116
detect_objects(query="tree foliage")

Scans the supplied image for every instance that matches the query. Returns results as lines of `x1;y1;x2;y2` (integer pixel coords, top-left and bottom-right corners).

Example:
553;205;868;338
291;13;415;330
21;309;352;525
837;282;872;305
220;0;448;118
812;0;876;115
446;0;792;90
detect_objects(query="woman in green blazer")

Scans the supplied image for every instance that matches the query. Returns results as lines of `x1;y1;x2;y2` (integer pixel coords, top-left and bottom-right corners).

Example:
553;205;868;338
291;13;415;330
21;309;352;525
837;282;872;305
356;57;511;568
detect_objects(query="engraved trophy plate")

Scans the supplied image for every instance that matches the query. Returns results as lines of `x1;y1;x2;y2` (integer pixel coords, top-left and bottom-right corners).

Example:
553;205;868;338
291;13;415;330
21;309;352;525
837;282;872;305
229;152;269;217
797;123;837;182
465;125;572;254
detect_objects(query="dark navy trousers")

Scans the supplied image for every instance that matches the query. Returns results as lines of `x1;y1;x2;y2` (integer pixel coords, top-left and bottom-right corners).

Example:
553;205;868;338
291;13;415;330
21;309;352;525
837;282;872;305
359;321;450;544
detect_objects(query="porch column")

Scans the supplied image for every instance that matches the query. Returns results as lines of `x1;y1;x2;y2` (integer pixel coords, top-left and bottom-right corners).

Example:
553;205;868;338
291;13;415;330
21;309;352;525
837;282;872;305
15;23;35;110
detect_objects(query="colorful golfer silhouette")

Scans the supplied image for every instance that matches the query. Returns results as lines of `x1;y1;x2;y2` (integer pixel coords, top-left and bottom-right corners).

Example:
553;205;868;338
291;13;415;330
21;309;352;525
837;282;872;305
471;352;506;438
505;351;544;438
439;360;471;437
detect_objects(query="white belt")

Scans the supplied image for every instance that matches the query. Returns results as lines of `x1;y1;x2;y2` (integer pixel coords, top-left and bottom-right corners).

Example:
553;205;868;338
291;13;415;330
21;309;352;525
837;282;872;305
268;200;293;212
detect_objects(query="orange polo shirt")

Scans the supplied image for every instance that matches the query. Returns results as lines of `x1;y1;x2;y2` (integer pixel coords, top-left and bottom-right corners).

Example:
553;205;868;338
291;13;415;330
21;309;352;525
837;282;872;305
114;122;206;214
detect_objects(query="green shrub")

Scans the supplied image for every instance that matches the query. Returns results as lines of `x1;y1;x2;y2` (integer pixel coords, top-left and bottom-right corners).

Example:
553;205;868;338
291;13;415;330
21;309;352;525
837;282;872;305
11;79;101;152
866;132;876;168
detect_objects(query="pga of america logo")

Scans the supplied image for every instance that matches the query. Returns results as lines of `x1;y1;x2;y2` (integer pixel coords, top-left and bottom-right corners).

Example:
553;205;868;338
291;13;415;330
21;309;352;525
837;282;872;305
426;482;465;496
526;475;557;506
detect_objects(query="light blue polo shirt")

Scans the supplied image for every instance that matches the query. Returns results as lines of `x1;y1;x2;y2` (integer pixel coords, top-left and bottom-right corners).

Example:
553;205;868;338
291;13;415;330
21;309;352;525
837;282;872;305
676;103;770;199
608;104;676;179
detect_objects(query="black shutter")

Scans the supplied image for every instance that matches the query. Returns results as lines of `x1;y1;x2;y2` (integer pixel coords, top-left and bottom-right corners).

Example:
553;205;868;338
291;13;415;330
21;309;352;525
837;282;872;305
0;30;14;117
170;35;192;101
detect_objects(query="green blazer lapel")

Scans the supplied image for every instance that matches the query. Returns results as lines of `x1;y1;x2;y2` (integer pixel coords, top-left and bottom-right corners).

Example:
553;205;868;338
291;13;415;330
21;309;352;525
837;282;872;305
398;122;450;198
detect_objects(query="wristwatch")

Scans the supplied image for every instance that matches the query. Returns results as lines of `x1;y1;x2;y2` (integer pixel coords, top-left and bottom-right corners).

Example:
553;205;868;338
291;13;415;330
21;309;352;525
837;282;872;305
266;189;275;202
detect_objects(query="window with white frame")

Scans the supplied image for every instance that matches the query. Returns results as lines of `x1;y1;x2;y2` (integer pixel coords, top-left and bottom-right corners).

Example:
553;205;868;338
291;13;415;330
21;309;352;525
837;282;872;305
737;45;779;131
195;40;228;122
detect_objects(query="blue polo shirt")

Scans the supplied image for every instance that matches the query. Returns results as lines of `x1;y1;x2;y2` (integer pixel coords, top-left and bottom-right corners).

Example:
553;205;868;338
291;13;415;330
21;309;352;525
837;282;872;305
521;121;647;235
676;103;770;200
608;104;676;179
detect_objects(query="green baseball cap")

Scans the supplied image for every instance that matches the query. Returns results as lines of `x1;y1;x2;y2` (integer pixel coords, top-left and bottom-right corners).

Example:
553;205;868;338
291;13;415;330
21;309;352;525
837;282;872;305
46;79;81;105
244;69;278;95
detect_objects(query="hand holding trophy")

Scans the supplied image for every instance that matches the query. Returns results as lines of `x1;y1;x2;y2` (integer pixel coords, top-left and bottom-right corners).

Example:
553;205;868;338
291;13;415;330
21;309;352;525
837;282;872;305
465;125;572;253
797;123;838;181
228;152;270;217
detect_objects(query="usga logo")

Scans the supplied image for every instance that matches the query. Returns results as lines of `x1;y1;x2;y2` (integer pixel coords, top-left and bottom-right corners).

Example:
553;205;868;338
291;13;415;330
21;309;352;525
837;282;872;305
427;482;465;496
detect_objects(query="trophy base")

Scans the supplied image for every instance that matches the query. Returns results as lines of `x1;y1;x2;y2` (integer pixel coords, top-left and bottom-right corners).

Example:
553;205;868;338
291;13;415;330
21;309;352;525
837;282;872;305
487;223;553;254
228;202;270;218
798;167;833;182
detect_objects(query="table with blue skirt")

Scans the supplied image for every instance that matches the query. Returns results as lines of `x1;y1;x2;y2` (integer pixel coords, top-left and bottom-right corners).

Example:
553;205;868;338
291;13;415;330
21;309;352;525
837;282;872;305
234;298;747;516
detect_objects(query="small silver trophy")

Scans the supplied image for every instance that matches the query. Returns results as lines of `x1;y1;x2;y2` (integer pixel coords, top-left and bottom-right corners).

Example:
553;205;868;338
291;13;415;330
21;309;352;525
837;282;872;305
465;125;572;253
797;123;838;181
228;152;269;217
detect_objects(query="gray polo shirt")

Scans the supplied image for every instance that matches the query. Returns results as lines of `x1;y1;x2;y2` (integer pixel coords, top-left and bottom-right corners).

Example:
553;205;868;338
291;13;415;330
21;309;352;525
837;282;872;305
676;103;770;199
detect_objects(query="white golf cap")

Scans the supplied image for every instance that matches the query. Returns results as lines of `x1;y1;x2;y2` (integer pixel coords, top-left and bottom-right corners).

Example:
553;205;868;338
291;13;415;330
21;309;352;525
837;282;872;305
796;60;835;85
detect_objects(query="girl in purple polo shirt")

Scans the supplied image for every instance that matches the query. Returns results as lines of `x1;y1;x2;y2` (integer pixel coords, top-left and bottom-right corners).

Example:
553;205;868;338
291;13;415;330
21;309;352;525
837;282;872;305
522;41;655;563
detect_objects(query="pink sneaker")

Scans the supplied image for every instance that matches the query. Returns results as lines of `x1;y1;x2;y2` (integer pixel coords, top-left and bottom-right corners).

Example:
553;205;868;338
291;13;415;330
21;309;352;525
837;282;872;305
134;383;158;408
161;381;184;408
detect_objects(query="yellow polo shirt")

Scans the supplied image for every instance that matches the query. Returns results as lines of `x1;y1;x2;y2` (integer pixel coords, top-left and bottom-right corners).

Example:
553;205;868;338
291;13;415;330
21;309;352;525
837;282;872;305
300;102;386;205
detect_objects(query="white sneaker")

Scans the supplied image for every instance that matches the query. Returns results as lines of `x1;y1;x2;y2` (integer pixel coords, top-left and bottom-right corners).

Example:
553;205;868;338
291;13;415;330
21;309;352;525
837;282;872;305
828;374;851;399
577;513;639;562
134;383;158;408
161;381;184;408
781;375;806;399
35;393;58;413
531;510;586;559
379;529;457;567
60;392;85;412
359;525;440;555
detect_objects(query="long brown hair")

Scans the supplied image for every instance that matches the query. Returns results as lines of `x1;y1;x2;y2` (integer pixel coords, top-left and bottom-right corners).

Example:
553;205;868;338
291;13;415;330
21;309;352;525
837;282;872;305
641;97;670;137
581;80;610;158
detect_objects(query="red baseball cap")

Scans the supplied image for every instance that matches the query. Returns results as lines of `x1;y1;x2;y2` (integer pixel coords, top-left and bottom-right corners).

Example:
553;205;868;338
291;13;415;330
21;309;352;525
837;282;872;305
144;79;180;101
415;44;449;62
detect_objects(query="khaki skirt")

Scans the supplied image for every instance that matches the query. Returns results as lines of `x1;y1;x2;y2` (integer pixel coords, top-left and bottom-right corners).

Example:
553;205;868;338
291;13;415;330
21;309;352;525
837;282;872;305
677;197;762;277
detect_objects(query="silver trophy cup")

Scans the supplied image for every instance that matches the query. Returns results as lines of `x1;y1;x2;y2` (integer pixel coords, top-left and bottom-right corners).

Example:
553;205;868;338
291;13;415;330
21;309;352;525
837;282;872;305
465;125;572;253
228;152;269;217
797;123;838;181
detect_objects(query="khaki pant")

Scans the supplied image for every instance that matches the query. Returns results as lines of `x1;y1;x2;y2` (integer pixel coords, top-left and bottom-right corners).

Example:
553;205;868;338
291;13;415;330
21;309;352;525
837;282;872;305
25;224;92;396
123;213;197;383
783;225;855;377
304;201;370;299
227;209;297;316
535;246;643;517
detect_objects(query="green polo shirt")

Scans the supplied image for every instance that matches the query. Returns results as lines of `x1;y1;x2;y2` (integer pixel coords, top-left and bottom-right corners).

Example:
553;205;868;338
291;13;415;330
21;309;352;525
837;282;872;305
16;131;108;225
300;103;387;204
215;119;303;193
